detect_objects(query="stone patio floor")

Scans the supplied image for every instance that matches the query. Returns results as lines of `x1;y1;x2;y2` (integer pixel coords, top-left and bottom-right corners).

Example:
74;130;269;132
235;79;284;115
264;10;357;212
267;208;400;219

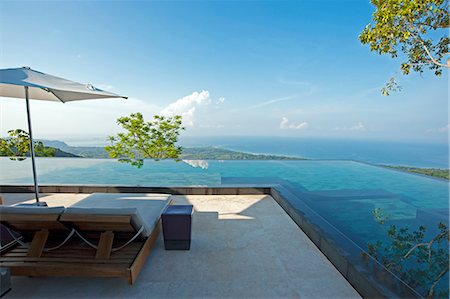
1;193;360;298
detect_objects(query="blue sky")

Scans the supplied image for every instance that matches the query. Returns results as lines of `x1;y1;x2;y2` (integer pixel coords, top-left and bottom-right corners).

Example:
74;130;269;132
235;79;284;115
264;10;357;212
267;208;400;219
0;0;448;144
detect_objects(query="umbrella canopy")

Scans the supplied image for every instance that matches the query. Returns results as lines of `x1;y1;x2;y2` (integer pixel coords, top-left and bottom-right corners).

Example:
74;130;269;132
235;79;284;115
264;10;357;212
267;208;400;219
0;67;127;203
0;67;127;102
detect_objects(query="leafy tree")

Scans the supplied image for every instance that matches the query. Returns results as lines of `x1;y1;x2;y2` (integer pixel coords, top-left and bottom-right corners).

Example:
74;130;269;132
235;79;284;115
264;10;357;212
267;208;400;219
367;208;449;298
105;113;184;168
360;0;449;95
0;129;55;160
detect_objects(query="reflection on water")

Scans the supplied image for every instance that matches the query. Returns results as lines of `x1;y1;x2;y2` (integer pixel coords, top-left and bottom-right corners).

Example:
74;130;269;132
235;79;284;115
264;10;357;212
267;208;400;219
0;157;109;181
182;159;209;169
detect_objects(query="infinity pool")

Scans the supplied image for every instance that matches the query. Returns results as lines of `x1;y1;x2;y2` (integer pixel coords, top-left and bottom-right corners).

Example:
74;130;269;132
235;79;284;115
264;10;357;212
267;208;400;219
1;158;449;297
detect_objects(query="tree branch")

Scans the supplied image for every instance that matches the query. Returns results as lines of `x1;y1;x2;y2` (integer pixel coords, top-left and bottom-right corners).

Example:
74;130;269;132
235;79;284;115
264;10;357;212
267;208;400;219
417;37;449;68
427;263;449;299
403;230;449;261
405;20;449;69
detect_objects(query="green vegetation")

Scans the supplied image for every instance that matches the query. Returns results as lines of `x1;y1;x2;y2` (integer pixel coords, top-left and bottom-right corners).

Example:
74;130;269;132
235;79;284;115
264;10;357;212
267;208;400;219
383;165;449;180
37;139;303;160
181;147;303;160
105;113;184;167
367;208;449;298
41;140;106;158
38;141;303;161
360;0;449;95
0;129;59;160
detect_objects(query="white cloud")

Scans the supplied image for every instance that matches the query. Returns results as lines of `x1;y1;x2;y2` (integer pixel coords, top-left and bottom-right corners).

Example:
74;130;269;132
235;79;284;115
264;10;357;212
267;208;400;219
427;124;449;133
438;124;449;132
280;117;289;128
279;117;309;130
161;91;225;127
349;122;366;131
161;90;212;126
333;121;367;132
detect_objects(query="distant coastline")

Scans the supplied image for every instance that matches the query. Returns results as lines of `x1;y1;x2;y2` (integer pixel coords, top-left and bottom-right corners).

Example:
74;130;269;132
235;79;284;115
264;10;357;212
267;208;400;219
4;139;446;180
381;165;449;180
40;140;304;161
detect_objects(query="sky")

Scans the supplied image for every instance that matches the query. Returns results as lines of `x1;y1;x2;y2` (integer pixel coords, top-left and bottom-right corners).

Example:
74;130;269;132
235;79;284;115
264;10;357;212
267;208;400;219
0;0;448;145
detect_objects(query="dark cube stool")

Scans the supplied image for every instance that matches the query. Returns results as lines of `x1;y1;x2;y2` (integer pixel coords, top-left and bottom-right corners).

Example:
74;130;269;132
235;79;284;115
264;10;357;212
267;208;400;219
161;205;193;250
0;268;11;297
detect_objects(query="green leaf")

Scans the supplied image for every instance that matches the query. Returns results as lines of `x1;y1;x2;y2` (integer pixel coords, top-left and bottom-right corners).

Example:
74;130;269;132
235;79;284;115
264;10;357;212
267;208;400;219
105;113;185;167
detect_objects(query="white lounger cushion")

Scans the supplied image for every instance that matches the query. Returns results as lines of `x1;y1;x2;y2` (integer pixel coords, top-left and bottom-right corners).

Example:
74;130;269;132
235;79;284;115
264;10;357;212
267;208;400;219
66;193;171;237
0;205;65;215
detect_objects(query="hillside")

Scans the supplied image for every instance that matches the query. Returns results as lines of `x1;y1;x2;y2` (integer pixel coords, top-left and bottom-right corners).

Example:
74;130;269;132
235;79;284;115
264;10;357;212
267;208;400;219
41;140;302;160
383;165;449;180
52;148;80;157
42;140;109;158
180;147;302;160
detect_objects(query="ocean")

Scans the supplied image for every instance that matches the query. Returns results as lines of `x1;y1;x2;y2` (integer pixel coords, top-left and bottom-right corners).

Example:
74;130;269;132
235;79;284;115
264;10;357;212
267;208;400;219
179;136;449;168
63;136;448;168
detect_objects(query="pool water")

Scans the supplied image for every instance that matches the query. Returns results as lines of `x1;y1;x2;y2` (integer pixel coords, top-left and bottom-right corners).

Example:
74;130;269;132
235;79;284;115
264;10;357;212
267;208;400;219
1;158;449;297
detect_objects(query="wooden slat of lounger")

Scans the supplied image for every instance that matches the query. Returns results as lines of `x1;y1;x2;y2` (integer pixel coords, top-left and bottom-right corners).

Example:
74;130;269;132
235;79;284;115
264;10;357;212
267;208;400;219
0;213;164;283
74;223;135;232
1;253;138;261
3;262;130;278
2;241;142;255
95;231;114;259
1;241;138;263
27;229;49;258
3;247;141;256
2;249;139;258
2;222;67;231
11;241;143;249
4;242;142;250
60;214;135;233
1;214;60;222
2;214;67;231
2;243;142;255
128;222;161;284
60;214;132;224
0;257;134;264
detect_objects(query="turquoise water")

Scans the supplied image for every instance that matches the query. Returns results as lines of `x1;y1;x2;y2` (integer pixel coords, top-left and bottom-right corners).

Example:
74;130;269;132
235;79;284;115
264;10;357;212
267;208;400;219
1;158;449;297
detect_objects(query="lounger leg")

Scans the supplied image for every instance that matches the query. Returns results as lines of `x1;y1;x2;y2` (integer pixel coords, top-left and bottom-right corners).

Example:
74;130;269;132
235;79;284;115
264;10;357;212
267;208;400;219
95;231;115;260
27;229;49;258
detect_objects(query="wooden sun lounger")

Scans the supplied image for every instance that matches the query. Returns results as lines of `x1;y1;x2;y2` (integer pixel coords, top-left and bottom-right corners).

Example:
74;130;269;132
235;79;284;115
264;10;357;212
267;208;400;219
0;209;67;258
1;216;161;284
0;194;171;284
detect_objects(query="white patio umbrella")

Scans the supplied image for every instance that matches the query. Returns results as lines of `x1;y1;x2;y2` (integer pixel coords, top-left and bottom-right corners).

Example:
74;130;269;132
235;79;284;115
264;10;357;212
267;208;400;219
0;67;127;204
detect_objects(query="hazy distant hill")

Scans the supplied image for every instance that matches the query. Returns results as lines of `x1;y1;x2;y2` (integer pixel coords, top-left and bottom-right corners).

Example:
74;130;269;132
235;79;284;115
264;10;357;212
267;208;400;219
42;140;109;158
181;147;302;160
41;140;302;160
52;148;81;157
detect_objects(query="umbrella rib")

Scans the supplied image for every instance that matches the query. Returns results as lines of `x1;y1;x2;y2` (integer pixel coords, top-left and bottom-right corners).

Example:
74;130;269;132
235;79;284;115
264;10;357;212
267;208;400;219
45;89;66;103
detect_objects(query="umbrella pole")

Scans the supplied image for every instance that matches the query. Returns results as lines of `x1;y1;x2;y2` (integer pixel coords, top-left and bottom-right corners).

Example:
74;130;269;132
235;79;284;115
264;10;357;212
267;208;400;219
24;86;40;203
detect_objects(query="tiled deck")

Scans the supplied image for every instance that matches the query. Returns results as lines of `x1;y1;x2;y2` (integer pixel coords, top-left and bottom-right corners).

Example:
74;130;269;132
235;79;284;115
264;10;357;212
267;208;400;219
1;193;360;298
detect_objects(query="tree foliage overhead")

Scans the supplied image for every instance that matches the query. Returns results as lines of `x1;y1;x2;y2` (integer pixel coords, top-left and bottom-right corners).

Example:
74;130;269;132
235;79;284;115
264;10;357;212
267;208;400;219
0;129;55;160
105;113;184;168
360;0;449;94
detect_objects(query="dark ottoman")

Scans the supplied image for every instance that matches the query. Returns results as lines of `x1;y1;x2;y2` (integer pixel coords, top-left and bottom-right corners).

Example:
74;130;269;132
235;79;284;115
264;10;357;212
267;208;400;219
161;205;193;250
